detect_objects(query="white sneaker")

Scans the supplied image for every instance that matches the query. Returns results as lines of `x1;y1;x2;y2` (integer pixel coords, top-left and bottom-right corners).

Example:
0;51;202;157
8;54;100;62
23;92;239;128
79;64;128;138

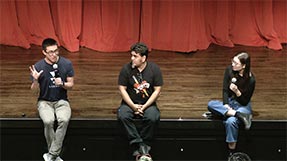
55;156;63;161
138;155;153;161
43;153;54;161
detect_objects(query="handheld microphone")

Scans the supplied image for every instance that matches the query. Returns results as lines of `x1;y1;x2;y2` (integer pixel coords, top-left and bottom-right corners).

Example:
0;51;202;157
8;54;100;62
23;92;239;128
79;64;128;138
52;64;60;78
231;77;237;83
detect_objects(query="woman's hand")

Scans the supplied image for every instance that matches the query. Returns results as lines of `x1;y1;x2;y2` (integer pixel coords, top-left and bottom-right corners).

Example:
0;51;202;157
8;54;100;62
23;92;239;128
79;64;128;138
230;83;241;96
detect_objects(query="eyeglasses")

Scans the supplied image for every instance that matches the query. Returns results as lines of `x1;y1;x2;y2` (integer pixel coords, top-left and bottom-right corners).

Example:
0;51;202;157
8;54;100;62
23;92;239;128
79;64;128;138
45;49;59;55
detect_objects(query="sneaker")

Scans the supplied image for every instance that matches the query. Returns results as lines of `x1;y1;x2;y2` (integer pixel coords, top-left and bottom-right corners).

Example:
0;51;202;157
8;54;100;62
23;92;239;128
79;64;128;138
227;151;234;161
237;113;252;130
43;153;55;161
137;154;153;161
202;112;212;118
203;111;222;120
55;156;63;161
228;152;251;161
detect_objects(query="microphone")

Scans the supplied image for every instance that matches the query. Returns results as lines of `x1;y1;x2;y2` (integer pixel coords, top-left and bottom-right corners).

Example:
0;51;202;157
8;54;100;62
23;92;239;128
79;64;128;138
52;64;60;78
231;77;237;83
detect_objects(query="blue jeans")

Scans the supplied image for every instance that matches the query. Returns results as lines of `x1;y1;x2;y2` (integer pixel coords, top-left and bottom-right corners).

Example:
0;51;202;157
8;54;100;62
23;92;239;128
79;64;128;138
207;98;252;143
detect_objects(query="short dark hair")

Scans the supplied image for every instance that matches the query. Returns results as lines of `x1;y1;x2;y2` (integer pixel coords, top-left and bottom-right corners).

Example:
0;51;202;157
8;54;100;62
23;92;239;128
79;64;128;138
130;42;149;59
42;38;58;51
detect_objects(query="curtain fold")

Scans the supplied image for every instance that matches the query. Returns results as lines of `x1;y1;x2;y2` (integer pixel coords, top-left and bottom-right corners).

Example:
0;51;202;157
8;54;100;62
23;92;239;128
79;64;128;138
142;0;210;52
16;0;58;46
0;0;30;49
273;0;287;43
0;0;286;52
204;1;234;47
229;1;266;47
50;0;82;52
252;0;282;50
80;0;140;52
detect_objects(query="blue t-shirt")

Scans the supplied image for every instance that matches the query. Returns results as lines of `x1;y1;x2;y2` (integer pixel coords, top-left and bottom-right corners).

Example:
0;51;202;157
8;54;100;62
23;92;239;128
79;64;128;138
33;57;74;101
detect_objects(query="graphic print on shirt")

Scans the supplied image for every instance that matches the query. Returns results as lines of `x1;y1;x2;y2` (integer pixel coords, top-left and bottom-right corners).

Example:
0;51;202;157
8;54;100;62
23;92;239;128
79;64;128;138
132;75;150;98
49;71;59;88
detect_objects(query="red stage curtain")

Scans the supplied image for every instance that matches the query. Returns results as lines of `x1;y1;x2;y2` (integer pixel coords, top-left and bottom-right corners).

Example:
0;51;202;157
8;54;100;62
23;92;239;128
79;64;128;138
227;0;282;50
0;0;30;48
203;1;234;48
273;0;287;43
49;0;82;52
0;0;286;52
80;0;140;52
15;0;58;47
141;0;210;52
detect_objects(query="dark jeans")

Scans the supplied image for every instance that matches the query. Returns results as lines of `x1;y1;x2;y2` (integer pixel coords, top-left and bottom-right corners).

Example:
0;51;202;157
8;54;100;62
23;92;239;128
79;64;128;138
117;104;160;146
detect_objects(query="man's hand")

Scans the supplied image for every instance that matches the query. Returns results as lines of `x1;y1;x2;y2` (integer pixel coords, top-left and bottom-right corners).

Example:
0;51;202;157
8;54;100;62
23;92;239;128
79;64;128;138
29;65;43;81
134;104;144;116
54;77;64;86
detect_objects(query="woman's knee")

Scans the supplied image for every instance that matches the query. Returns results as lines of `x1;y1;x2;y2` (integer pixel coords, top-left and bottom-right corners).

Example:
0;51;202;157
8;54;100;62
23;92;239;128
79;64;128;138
208;100;219;107
207;100;217;112
225;117;238;127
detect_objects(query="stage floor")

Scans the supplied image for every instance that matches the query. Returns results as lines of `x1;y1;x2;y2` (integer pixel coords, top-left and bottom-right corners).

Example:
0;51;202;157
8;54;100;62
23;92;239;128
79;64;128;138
0;44;286;120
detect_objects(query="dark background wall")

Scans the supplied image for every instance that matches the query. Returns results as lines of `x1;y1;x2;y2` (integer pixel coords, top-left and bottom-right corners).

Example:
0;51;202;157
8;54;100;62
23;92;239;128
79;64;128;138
1;118;286;161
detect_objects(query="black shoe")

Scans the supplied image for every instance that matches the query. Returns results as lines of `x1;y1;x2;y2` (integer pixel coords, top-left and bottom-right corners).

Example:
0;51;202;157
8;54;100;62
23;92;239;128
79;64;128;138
237;113;252;130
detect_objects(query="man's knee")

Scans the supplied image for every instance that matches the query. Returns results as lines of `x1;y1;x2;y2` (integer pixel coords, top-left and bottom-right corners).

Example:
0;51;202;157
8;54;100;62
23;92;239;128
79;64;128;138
42;119;55;127
145;113;160;123
118;105;133;119
144;107;160;122
118;111;132;122
58;117;70;125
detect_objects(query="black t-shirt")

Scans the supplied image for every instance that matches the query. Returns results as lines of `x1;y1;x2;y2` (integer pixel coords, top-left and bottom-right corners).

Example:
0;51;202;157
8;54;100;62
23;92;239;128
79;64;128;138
33;57;74;101
118;62;163;105
223;65;256;106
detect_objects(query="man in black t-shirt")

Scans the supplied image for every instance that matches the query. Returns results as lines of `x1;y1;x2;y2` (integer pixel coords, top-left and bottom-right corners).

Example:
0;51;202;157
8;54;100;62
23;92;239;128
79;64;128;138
29;38;74;161
118;42;163;161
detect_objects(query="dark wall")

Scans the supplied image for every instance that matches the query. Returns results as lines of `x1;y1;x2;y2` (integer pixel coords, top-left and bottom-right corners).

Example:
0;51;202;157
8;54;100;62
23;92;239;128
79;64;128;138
1;118;286;161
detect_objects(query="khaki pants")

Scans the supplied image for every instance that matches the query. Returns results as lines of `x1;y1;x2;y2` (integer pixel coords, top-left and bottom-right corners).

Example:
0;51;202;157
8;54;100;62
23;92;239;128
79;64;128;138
38;100;71;156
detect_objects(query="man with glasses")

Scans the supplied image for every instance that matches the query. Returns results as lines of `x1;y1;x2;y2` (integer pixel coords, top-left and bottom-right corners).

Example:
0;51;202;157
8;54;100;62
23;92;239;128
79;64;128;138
29;38;74;161
117;42;163;161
